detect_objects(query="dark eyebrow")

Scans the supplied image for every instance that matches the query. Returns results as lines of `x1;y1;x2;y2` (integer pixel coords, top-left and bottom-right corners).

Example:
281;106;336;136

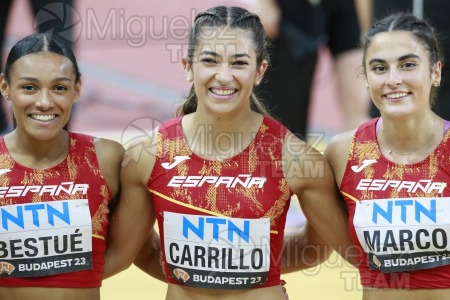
368;58;385;65
18;77;72;82
232;53;251;59
398;54;420;61
368;54;421;65
199;51;219;57
199;51;251;59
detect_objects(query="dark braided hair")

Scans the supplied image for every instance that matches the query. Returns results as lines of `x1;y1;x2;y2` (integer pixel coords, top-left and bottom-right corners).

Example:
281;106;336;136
177;6;270;116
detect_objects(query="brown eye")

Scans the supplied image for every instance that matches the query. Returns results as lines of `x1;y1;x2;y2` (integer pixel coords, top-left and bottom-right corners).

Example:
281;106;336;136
22;85;36;91
371;65;386;73
201;58;216;64
233;60;248;66
401;62;417;69
54;85;68;91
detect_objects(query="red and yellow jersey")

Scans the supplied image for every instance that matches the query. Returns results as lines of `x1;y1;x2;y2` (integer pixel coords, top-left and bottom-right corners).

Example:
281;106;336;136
341;118;450;288
149;116;293;290
0;132;112;288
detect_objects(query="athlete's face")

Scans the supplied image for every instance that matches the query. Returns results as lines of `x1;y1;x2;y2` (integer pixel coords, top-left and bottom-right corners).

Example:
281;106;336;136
365;31;441;118
0;52;80;140
184;26;267;116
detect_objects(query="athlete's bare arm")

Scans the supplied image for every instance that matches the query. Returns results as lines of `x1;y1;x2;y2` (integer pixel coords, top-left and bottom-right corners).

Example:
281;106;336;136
103;135;158;279
94;138;124;199
324;130;356;186
282;131;357;266
134;228;166;282
282;222;332;273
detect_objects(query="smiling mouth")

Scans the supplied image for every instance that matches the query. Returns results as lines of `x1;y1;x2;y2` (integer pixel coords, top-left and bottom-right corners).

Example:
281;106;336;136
30;114;57;122
210;88;237;96
385;92;409;99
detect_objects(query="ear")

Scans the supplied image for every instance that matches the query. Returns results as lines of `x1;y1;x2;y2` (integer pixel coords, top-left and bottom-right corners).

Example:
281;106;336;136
432;61;442;86
74;79;81;101
254;59;268;86
0;73;10;101
182;57;193;82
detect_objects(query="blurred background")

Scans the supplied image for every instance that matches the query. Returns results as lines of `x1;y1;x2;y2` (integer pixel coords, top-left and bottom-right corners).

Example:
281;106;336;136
1;0;362;299
1;0;350;143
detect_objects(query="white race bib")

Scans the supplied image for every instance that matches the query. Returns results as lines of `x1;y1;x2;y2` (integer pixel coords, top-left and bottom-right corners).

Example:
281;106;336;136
0;199;93;277
354;197;450;272
163;212;271;289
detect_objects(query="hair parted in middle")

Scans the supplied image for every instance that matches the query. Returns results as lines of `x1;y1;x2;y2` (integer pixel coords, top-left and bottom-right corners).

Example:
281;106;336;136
177;6;271;116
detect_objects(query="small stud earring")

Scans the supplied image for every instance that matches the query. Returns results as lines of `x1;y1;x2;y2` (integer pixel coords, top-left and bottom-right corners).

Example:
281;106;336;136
435;81;441;87
73;98;78;103
2;93;9;100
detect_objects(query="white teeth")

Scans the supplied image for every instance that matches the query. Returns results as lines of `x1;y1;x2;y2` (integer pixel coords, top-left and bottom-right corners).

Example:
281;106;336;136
31;114;56;122
211;89;236;96
386;92;408;99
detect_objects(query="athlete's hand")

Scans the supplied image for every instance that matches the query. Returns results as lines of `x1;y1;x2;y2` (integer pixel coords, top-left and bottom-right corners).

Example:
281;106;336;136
281;279;289;300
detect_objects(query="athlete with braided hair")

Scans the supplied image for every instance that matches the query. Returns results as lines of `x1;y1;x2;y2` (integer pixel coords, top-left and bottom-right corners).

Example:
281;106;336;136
106;6;353;300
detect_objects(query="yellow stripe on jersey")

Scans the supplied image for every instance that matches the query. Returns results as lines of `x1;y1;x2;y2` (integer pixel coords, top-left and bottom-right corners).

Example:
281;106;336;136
149;189;278;234
93;234;105;240
341;191;360;203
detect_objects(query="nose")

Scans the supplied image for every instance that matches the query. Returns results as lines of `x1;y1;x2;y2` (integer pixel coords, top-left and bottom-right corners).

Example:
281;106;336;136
386;68;402;87
215;63;232;84
35;91;54;110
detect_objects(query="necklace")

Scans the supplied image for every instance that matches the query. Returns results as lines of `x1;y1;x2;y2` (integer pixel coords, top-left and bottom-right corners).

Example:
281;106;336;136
382;115;437;156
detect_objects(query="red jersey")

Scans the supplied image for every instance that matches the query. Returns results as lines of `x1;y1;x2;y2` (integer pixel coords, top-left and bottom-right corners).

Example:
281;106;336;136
0;132;112;288
149;116;293;290
341;118;450;289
